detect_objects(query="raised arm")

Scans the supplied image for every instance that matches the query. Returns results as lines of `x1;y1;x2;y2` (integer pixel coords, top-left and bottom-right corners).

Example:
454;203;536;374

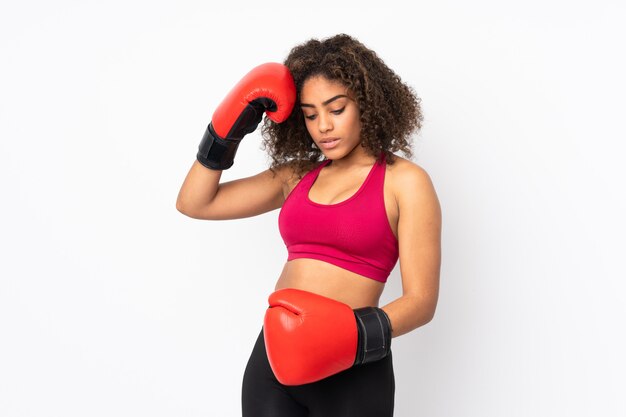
176;161;291;220
175;62;295;220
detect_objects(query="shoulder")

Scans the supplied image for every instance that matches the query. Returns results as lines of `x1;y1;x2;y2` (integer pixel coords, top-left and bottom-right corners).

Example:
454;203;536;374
386;155;436;193
271;159;319;197
386;155;439;210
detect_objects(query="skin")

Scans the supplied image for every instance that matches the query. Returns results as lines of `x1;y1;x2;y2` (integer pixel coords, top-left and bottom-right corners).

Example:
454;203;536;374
176;75;442;338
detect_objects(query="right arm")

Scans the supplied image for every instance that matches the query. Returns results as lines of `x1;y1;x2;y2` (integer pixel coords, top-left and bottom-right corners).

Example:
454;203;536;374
176;160;291;220
175;62;296;220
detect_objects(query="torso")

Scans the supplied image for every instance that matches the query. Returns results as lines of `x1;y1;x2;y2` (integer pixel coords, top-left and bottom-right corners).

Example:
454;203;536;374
274;155;402;309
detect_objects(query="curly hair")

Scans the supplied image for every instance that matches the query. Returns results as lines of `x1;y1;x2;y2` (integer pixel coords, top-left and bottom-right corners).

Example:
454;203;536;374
261;33;424;179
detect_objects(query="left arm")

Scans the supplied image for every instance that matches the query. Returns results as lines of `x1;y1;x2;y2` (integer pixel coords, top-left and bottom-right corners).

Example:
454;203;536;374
381;163;442;338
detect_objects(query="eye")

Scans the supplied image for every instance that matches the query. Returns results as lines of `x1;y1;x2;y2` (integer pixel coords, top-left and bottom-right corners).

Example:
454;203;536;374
305;114;317;120
331;107;345;115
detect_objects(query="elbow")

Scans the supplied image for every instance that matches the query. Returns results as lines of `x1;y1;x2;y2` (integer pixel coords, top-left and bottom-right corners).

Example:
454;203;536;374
175;197;193;217
424;310;436;325
176;197;214;220
424;302;438;325
418;298;438;327
415;309;435;328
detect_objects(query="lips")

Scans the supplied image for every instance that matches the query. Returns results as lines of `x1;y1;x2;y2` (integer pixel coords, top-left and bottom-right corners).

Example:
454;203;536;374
319;138;340;150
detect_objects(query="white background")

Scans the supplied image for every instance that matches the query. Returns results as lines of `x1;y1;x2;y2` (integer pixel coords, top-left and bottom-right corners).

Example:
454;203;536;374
1;1;625;416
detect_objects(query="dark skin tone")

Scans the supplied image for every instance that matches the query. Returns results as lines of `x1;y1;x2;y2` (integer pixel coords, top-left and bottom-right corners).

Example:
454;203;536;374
176;75;441;337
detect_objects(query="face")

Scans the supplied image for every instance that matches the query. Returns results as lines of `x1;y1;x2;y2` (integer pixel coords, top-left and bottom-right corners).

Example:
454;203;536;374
299;76;363;159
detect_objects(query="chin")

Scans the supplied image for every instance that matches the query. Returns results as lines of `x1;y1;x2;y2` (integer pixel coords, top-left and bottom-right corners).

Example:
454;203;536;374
320;149;342;159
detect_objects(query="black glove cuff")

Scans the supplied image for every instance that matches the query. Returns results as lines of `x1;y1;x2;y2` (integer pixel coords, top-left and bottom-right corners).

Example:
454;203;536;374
353;306;393;366
196;123;241;170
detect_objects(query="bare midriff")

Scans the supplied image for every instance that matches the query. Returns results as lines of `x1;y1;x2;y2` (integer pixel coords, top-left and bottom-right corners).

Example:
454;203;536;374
274;259;386;309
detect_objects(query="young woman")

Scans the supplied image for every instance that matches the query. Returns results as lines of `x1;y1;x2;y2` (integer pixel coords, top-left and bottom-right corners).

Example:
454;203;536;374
177;34;441;417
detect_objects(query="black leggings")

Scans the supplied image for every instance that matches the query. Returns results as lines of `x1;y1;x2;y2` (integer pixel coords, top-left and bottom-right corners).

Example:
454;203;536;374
242;327;395;417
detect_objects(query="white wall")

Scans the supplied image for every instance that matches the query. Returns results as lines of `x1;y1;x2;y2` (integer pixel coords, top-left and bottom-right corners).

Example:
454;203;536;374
1;1;624;416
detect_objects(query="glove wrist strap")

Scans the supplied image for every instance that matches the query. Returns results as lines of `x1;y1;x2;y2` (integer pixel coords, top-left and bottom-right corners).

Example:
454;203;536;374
353;307;393;366
196;123;240;170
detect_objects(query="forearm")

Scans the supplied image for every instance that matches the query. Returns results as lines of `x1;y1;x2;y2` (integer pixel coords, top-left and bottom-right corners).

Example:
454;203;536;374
380;294;436;338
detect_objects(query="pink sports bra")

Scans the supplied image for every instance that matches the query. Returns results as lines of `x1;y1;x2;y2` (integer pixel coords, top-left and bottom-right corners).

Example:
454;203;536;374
278;152;399;283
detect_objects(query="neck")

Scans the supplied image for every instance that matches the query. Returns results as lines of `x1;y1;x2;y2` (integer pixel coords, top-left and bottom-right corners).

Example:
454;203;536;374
327;145;378;170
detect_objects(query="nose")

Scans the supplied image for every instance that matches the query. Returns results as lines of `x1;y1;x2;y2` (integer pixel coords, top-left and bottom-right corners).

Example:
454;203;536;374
317;112;333;133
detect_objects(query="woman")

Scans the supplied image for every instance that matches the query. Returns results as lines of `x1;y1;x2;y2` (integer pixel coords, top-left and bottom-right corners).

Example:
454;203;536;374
177;34;441;417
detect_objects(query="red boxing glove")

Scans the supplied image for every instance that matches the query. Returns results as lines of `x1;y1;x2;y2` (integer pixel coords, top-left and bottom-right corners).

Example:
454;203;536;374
263;288;392;386
197;62;296;170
